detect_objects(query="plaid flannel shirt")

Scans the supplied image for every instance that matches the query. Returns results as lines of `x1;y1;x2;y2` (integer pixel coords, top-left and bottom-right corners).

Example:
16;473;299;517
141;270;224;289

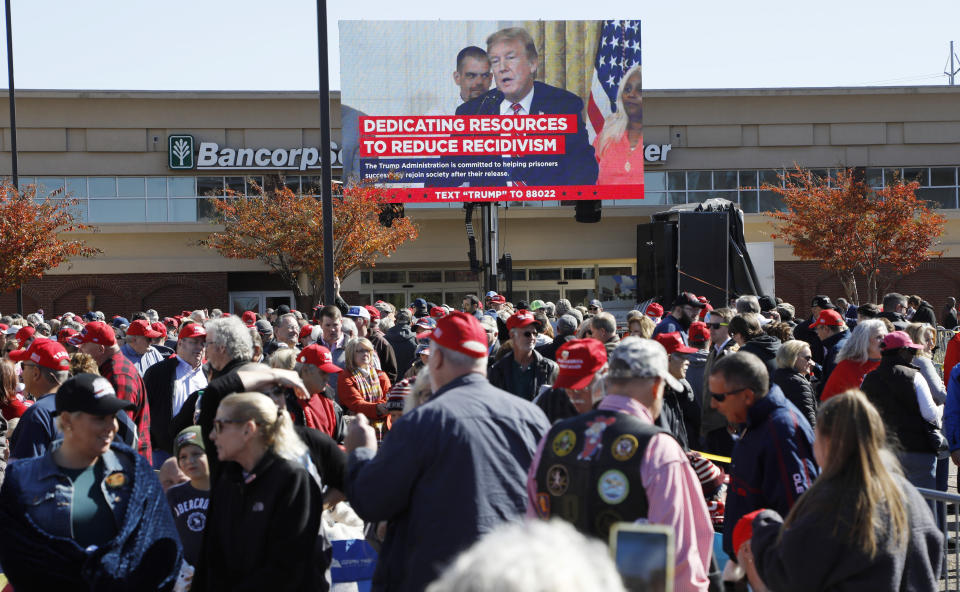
101;351;152;460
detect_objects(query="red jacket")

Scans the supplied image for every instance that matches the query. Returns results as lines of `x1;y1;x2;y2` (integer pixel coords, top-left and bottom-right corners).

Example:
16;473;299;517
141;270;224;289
820;359;880;402
944;334;960;381
296;394;338;438
337;370;392;424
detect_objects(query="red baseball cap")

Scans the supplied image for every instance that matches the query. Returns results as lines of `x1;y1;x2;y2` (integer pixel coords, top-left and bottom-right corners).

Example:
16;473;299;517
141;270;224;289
688;321;710;344
151;322;168;335
0;323;7;331
299;324;315;340
506;309;537;331
57;327;78;344
178;323;207;341
422;311;488;358
645;303;664;319
809;309;845;329
126;319;163;339
164;317;180;329
882;331;923;351
430;306;446;320
68;321;116;347
698;303;714;321
655;332;698;355
490;294;506;305
554;338;608;390
364;305;381;321
733;509;764;556
297;344;343;373
15;326;35;345
9;338;71;371
242;310;257;327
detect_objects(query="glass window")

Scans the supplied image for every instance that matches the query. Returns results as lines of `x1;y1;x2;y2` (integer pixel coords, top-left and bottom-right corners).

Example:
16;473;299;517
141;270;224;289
598;268;636;304
564;288;596;307
713;171;738;190
882;168;901;185
529;268;561;281
918;187;957;210
644;171;666;192
89;198;144;222
687;171;711;191
117;177;145;197
89;177;117;198
360;271;371;285
410;291;443;305
759;170;782;188
17;176;34;192
759;191;786;212
808;169;829;183
445;270;478;282
169;198;198;222
198;198;220;222
930;167;956;187
738;170;758;189
302;176;323;195
667;171;686;190
146;177;167;198
642;192;666;205
528;290;560;303
739;192;759;213
169;177;195;197
509;269;527;281
445;291;472;309
36;177;65;195
372;292;406;310
372;270;405;283
563;267;595;280
865;167;883;188
197;177;224;197
282;175;300;193
66;177;87;197
668;191;686;204
408;270;442;283
902;168;927;185
225;177;246;195
147;200;167;222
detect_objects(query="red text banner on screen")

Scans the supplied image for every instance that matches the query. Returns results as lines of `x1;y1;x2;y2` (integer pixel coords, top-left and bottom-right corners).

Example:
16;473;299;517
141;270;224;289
379;185;644;203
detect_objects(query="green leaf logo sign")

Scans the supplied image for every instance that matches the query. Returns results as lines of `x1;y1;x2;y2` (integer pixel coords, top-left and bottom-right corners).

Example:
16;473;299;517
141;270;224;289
168;135;195;169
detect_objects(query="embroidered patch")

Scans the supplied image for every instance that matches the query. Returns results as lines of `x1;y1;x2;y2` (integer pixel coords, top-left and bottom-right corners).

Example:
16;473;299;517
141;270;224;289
187;511;206;532
252;501;264;512
597;469;629;505
104;472;126;488
611;434;639;462
535;492;551;518
577;416;617;461
595;509;623;539
546;464;570;496
552;429;576;457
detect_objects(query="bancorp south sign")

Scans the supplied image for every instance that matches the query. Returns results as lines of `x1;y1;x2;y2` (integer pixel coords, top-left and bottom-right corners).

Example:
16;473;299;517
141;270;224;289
168;135;342;171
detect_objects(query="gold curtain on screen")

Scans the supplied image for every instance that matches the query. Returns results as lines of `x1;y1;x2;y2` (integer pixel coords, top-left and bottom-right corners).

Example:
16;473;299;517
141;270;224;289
522;20;602;105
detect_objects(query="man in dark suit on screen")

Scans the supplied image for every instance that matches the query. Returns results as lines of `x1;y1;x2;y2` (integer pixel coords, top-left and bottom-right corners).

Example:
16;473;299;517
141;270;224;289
456;27;598;187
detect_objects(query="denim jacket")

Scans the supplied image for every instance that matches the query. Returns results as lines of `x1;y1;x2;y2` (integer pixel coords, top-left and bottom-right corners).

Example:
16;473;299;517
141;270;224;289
11;440;135;542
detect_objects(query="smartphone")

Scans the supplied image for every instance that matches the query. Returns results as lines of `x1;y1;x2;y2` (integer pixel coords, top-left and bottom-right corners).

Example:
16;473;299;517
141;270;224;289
609;522;675;592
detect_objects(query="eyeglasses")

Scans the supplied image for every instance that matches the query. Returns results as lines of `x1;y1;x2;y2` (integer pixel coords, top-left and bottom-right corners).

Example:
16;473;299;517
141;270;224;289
588;306;599;311
522;330;538;338
213;418;245;433
710;387;747;402
706;323;728;329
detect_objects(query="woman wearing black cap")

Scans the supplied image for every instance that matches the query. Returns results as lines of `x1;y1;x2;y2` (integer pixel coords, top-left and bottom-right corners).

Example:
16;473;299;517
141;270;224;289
0;373;183;591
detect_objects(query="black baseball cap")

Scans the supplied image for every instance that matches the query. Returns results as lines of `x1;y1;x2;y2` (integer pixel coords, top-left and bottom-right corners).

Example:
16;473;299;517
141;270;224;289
672;292;705;308
811;295;835;310
55;373;135;416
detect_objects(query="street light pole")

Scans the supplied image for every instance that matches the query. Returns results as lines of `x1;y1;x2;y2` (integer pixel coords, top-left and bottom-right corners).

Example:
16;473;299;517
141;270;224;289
5;0;22;314
316;0;335;306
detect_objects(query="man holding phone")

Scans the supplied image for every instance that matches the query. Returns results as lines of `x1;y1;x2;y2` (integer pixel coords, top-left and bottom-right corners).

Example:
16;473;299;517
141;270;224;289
526;337;714;591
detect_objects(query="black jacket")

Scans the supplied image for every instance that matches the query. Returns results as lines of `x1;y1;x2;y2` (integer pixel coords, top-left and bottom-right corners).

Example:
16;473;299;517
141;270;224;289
740;335;782;379
532;386;578;424
911;301;937;327
771;368;817;428
944;308;959;331
368;330;398;384
862;356;938;453
384;323;418;377
195;450;329;592
488;350;558;401
195;358;250;480
879;311;909;331
143;355;186;455
793;319;824;364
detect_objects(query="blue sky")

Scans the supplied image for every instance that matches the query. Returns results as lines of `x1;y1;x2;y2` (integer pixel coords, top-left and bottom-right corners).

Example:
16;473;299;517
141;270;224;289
1;0;957;91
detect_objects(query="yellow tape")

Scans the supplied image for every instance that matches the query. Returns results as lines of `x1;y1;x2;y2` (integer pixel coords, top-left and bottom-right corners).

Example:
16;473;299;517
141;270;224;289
694;451;732;464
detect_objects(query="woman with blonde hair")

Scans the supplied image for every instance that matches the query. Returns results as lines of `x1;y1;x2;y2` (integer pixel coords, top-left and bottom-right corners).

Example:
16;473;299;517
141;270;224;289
593;64;643;185
739;391;942;591
771;340;817;427
337;337;392;428
196;392;328;591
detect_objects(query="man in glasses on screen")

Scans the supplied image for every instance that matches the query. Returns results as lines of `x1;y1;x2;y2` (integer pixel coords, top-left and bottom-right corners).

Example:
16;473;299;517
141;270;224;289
708;352;817;568
489;310;558;401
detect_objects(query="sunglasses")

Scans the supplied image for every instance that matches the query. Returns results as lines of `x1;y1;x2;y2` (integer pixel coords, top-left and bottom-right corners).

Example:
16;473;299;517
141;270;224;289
213;418;245;433
588;306;599;311
706;323;728;329
522;330;538;338
710;387;747;402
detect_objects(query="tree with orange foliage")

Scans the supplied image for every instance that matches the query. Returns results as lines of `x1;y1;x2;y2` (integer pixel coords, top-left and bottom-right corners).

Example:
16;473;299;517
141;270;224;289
767;167;945;304
0;182;100;294
201;179;418;307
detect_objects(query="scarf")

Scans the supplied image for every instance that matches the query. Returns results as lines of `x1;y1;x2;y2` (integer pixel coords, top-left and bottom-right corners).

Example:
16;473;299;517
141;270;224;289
351;367;383;403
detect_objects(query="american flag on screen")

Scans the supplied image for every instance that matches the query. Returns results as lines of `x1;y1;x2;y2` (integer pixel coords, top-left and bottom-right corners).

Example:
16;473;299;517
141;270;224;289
586;20;642;143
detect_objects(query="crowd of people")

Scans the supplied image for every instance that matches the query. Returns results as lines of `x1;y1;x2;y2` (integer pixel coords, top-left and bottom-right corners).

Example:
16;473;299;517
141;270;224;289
0;287;956;591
